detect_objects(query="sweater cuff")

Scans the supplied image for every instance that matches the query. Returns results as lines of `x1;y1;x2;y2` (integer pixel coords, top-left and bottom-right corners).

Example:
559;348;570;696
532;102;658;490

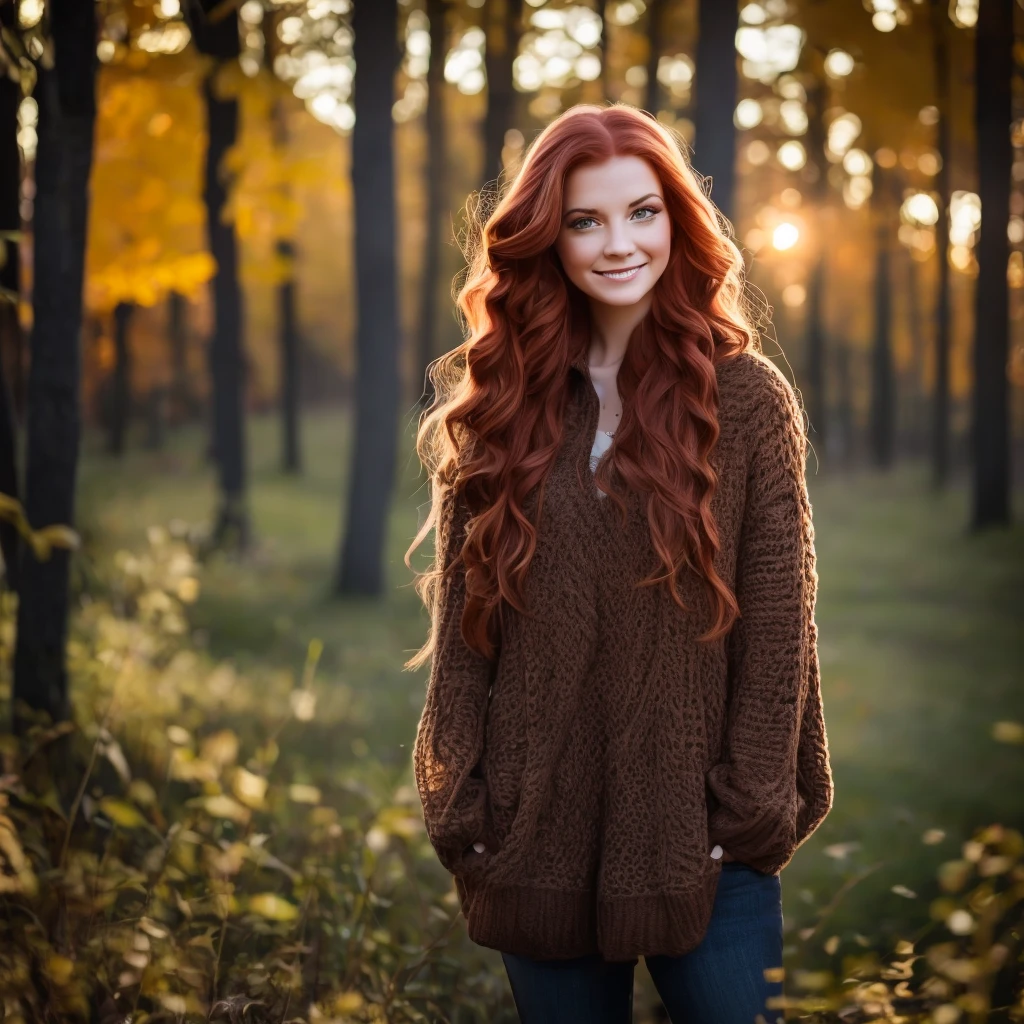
705;763;798;875
430;775;497;877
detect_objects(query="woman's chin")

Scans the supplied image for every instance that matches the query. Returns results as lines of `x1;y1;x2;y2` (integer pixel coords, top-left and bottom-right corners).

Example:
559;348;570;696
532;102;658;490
584;283;655;308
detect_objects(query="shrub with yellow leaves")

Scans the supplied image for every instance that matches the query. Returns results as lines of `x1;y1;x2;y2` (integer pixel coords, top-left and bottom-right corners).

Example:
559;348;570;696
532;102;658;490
0;524;513;1023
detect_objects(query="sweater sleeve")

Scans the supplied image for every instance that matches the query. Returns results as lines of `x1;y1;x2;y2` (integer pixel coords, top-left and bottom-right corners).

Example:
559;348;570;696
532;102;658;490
705;367;833;875
412;483;498;877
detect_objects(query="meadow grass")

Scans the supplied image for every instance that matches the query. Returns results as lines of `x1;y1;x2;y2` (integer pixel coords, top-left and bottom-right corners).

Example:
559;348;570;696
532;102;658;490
77;408;1024;959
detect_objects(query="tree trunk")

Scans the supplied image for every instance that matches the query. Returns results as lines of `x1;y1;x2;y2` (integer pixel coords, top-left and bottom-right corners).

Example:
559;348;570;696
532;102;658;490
643;0;663;116
835;337;855;466
192;6;249;546
693;0;740;223
971;0;1012;528
870;204;895;469
805;256;826;450
273;103;301;474
597;0;610;101
108;301;132;456
167;290;192;424
0;326;17;592
278;237;300;474
13;0;97;725
334;0;401;596
930;0;952;489
0;42;21;591
418;0;447;407
481;0;523;190
906;251;929;457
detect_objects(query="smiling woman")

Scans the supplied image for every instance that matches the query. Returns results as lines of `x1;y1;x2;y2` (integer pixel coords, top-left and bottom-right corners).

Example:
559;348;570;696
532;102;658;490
556;157;672;310
406;103;831;1024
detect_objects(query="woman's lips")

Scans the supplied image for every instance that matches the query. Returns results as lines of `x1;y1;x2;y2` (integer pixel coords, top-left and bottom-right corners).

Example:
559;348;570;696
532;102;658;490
594;263;647;281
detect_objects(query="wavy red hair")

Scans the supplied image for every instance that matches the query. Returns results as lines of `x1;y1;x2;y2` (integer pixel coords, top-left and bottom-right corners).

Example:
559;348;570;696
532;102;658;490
405;103;761;670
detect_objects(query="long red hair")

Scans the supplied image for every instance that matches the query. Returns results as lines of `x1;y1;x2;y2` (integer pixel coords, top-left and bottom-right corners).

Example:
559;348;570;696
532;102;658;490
405;103;760;670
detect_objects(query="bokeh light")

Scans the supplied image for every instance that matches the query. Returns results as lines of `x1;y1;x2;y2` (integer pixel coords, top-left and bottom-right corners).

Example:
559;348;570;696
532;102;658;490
446;27;486;95
827;112;862;158
735;99;763;129
782;283;807;307
736;23;805;83
657;54;695;101
949;191;981;246
950;0;978;28
901;192;940;227
779;99;808;135
745;140;771;165
875;146;898;169
773;222;800;250
843;175;873;209
842;148;872;176
824;49;855;78
515;6;604;93
777;140;807;171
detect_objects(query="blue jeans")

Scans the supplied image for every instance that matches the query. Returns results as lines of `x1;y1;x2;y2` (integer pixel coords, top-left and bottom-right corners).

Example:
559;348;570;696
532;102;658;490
500;863;784;1024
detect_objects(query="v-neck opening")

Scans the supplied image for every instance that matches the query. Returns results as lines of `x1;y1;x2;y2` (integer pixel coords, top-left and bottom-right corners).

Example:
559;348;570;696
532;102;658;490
571;361;636;534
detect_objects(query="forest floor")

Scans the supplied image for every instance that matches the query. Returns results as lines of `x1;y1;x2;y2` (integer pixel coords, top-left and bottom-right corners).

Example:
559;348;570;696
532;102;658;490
77;408;1024;960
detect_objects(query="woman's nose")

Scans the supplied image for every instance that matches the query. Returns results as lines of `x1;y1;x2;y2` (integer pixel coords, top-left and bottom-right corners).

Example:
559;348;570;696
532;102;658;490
604;220;636;258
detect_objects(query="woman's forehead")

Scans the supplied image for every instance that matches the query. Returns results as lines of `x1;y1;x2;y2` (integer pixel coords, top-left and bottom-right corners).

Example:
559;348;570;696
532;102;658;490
562;156;663;209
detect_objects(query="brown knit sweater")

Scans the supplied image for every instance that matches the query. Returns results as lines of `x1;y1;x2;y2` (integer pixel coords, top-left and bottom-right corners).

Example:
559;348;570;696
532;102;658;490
412;349;833;962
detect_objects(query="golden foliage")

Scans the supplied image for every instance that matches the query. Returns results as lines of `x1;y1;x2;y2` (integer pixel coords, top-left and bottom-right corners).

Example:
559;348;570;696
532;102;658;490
86;51;215;313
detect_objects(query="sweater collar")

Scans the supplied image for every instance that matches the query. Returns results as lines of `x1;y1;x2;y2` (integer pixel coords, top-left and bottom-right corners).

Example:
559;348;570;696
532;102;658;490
569;349;590;379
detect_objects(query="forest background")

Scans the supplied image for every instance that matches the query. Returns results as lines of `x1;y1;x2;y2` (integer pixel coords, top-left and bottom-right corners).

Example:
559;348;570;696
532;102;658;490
0;0;1021;1021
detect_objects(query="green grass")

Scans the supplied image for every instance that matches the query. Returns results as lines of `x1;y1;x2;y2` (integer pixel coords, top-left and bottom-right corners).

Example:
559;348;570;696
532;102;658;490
77;409;1024;957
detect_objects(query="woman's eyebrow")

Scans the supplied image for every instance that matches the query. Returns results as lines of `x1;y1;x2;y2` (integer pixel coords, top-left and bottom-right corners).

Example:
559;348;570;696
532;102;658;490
562;192;663;217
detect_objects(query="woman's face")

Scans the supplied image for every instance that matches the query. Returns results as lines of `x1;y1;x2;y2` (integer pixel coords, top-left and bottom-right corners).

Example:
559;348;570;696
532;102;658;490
554;155;671;310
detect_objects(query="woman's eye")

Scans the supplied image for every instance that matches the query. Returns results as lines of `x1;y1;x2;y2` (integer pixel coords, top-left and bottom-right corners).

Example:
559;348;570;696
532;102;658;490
570;217;597;230
631;206;659;221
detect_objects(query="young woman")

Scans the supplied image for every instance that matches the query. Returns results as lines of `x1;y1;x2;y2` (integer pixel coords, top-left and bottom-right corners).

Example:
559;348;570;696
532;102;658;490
405;104;833;1024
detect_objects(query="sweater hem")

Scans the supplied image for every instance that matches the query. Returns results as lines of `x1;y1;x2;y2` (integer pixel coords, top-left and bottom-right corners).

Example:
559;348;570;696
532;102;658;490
457;877;721;962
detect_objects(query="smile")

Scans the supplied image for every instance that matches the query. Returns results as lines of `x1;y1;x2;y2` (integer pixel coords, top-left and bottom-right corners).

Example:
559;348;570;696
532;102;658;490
594;264;647;281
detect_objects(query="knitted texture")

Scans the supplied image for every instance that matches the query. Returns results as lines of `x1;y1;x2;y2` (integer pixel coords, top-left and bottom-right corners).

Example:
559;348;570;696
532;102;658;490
412;350;833;962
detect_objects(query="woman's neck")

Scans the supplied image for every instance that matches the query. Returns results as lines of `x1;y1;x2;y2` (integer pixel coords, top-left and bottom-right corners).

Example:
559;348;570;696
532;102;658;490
587;293;652;368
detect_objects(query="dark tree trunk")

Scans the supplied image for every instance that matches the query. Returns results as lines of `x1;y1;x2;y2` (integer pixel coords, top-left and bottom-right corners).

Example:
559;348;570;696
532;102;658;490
835;337;855;466
971;0;1012;528
190;4;249;545
278;238;300;474
805;257;826;449
870;207;895;469
0;330;17;592
418;0;447;407
0;43;22;591
108;301;132;456
693;0;739;223
272;102;301;474
906;250;929;457
930;0;952;489
13;0;97;725
167;290;192;424
334;0;401;596
804;74;828;455
643;0;663;116
481;0;523;190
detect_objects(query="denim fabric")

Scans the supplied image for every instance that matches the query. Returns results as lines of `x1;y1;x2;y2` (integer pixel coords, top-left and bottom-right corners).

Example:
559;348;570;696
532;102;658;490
499;863;784;1024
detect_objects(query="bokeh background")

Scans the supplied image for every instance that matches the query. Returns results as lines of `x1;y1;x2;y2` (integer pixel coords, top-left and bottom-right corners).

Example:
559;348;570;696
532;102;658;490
0;0;1021;1022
